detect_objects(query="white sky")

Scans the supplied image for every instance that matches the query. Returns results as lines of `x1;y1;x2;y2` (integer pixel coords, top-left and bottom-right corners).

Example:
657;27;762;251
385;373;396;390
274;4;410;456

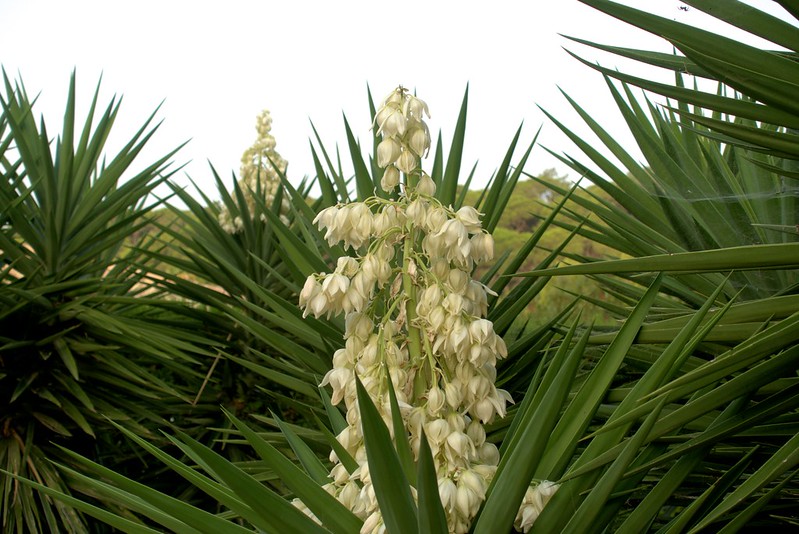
0;1;790;199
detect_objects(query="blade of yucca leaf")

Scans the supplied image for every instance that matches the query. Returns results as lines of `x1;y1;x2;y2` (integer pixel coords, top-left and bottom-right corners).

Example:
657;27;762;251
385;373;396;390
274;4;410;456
271;413;331;485
310;142;339;206
1;470;163;534
56;443;256;534
225;410;362;534
684;0;799;51
556;278;731;479
611;86;739;250
562;36;710;76
562;397;668;533
455;161;479;209
166;429;328;534
577;0;799;111
581;285;737;444
519;242;799;276
753;223;799;235
54;459;250;534
355;376;418;533
260;207;327;278
478;124;521;226
311;412;359;475
690;430;799;532
230;276;341;350
430;132;444;186
474;319;586;534
367;85;381;179
480;124;537;234
108;422;287;531
715;468;798;534
225;354;318;399
615;396;749;533
488;135;536;233
54;73;76;238
438;86;468;206
530;275;663;531
591;294;799;345
537;106;661;228
499;317;583;459
562;45;799;129
498;301;577;394
385;366;416;486
681;106;799;157
344;114;377;201
545;88;666;217
319;385;347;434
310;120;350;201
416;430;448;534
222;302;330;374
491;276;550;335
627;383;799;480
570;343;799;479
488;178;581;301
649;313;799;399
661;446;758;534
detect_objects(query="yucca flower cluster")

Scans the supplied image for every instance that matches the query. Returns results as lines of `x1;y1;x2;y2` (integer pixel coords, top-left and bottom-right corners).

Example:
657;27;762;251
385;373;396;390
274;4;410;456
219;109;289;233
298;87;555;533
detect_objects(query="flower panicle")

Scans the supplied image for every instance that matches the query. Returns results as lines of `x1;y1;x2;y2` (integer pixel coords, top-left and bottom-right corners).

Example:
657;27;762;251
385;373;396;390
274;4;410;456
297;86;557;534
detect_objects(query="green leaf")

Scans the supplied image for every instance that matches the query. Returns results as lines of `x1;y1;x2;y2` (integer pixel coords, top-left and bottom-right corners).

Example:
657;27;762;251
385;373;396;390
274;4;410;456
416;431;448;534
438;86;468;206
226;410;363;534
518;243;799;276
355;376;418;533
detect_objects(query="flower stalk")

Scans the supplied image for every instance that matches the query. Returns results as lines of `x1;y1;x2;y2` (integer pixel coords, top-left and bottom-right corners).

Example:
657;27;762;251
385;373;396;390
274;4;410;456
298;86;556;533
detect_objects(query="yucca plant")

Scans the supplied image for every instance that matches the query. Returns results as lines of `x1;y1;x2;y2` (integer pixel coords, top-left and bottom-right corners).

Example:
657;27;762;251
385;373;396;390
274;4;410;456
535;0;798;309
136;85;559;445
0;72;217;532
511;0;799;529
15;2;799;530
4;77;591;532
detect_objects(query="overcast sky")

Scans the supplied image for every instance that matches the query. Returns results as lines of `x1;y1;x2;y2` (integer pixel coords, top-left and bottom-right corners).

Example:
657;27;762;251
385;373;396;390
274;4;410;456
0;1;788;199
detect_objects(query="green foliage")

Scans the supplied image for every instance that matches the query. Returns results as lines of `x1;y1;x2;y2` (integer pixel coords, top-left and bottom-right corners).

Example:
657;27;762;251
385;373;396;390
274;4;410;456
462;171;620;325
5;1;799;532
0;71;214;532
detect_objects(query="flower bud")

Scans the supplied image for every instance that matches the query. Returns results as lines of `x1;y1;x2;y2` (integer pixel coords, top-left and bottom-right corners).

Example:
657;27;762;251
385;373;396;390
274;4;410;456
455;206;483;234
471;232;495;263
438;476;457;513
446;431;471;459
417;172;436;196
397;150;418;174
455;485;480;519
431;258;450;280
406;198;427;226
313;205;339;231
322;273;350;299
425;207;448;233
377;137;402;167
299;275;320;308
466;419;486;446
445;380;463;409
407;121;430;157
429;306;447;331
377;107;407;137
309;292;328;318
425;418;450;445
336;256;359;276
427;385;446;415
448;269;469;294
380;165;400;192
